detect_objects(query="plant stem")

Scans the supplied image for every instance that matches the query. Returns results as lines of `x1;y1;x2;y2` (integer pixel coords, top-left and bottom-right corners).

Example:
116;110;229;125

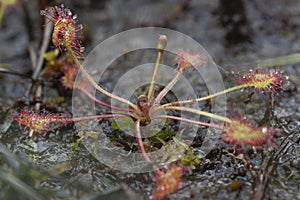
155;71;182;104
56;114;127;123
135;119;151;162
76;85;134;113
147;35;167;100
152;115;221;129
162;106;233;123
68;51;139;111
162;84;245;107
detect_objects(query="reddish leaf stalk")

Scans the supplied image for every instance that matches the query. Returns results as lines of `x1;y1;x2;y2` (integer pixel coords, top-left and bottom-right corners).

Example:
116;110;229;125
76;85;134;113
154;71;182;104
135;119;151;163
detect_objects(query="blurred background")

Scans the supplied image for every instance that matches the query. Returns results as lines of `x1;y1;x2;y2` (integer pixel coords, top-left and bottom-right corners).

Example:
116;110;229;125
1;0;300;104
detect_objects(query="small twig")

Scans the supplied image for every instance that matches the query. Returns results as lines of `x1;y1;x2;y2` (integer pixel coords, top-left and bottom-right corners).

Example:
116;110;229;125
0;64;33;79
30;17;52;109
34;85;42;111
28;45;37;71
252;133;297;200
252;150;275;200
25;17;52;97
27;17;52;138
32;18;52;80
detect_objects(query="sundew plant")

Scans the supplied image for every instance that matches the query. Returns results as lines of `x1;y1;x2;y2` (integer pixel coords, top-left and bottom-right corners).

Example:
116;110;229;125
13;4;290;200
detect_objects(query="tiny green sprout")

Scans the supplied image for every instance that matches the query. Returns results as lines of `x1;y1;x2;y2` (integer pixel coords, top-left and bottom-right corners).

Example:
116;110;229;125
180;148;204;170
43;48;60;63
158;137;189;165
149;119;177;145
46;96;64;106
70;139;81;153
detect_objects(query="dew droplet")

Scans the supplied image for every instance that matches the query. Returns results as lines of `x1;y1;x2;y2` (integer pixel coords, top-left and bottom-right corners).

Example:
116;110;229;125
67;10;72;16
77;24;83;30
40;10;46;15
262;127;267;133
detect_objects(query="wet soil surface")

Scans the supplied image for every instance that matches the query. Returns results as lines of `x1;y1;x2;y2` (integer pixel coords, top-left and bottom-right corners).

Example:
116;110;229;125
0;0;300;199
